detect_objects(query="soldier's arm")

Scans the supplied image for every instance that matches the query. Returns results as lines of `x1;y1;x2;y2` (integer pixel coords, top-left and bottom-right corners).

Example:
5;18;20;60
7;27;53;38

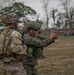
36;34;54;47
37;32;59;47
24;35;43;47
24;33;59;48
10;31;26;54
36;34;48;40
41;38;54;47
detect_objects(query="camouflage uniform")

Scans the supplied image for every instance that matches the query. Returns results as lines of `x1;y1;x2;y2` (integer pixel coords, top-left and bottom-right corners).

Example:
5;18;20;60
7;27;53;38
22;22;54;75
0;13;27;75
36;34;48;59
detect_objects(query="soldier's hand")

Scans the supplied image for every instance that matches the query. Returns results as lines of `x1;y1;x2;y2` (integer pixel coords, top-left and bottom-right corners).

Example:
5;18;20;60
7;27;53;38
49;32;59;40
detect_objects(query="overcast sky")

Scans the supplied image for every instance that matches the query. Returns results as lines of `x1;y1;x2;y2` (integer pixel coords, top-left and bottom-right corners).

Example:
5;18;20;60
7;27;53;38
3;0;72;19
17;0;61;18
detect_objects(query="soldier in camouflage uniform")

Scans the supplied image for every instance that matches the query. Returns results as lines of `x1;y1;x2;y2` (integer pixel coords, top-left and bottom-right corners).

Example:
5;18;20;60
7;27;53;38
22;22;59;75
36;33;47;59
0;13;27;75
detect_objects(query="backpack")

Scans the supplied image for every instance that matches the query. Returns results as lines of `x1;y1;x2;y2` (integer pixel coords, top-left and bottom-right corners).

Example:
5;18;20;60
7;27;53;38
0;29;13;59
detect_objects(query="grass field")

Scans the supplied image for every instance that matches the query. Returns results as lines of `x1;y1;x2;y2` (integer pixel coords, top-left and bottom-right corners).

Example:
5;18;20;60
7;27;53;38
38;36;74;75
0;36;74;75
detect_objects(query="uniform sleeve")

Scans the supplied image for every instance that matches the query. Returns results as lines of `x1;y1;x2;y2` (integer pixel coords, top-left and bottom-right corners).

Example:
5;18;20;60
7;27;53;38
36;34;54;47
10;31;26;54
42;38;54;47
36;34;48;40
24;35;43;47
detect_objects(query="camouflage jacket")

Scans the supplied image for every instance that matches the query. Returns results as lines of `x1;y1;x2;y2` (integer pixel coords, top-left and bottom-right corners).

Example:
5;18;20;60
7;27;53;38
0;26;26;56
23;33;54;47
23;33;54;65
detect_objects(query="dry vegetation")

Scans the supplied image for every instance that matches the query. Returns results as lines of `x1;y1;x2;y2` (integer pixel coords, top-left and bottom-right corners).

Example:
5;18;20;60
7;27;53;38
0;36;74;75
38;36;74;75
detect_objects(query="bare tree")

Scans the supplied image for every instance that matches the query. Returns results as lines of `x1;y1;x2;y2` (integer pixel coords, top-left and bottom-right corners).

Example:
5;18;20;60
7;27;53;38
50;8;58;33
59;0;74;35
56;14;65;29
41;0;50;29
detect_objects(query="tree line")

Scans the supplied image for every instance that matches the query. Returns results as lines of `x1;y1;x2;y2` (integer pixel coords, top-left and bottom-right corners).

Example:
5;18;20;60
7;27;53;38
0;0;74;35
42;0;74;35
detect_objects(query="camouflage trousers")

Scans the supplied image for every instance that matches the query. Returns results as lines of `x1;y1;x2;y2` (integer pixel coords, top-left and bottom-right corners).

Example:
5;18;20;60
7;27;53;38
22;57;38;75
25;65;38;75
2;61;26;75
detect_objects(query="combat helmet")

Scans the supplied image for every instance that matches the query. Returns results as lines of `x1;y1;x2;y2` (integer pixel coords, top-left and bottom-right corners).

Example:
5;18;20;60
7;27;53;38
1;13;18;24
27;21;40;31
